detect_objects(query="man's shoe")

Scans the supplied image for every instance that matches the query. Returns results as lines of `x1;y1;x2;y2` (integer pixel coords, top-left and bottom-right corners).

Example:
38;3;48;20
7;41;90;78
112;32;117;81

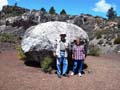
57;74;61;78
63;74;69;77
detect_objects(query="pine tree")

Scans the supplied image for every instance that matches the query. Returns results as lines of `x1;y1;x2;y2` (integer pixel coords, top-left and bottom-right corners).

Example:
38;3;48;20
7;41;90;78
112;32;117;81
107;7;117;20
40;8;46;12
14;2;18;7
49;6;56;14
40;7;47;14
60;9;67;15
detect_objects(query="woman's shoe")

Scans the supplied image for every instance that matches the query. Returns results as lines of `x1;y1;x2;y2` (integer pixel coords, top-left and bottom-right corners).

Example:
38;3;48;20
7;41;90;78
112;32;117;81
78;73;82;77
70;72;74;76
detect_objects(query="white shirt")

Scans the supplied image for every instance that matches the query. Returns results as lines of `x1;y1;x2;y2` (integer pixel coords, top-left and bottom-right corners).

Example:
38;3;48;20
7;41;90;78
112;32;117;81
55;39;69;57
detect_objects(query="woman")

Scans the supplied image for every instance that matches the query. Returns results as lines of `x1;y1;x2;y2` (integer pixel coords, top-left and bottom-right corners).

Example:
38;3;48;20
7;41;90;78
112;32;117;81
71;38;85;77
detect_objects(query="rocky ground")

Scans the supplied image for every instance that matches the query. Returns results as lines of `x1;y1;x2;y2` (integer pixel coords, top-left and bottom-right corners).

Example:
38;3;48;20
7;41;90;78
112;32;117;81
0;50;120;90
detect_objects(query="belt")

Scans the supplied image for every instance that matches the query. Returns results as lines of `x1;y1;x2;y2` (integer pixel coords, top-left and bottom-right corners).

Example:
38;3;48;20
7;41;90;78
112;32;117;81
60;50;65;52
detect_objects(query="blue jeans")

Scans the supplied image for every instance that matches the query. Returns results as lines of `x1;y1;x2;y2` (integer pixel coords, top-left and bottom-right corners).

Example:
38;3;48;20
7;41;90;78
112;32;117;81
56;51;68;75
72;60;84;73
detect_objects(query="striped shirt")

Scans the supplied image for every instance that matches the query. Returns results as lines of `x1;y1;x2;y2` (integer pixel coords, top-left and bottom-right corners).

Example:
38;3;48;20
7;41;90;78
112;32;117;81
72;45;85;60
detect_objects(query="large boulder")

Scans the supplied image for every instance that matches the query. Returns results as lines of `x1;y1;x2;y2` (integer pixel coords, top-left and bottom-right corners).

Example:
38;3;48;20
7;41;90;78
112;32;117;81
21;21;89;62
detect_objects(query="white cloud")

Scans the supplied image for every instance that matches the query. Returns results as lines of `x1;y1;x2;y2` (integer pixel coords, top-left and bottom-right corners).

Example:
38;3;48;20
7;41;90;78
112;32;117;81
93;0;116;13
0;0;8;10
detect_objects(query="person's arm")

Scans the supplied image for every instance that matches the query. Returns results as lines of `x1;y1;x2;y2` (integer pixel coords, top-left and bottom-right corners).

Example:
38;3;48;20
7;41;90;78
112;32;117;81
84;43;88;58
64;41;69;50
82;45;86;59
82;45;85;54
72;45;75;59
53;51;56;57
55;40;61;57
53;40;58;57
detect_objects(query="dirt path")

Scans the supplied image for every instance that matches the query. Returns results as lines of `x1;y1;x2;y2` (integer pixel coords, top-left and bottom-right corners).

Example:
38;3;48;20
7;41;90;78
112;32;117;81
0;51;120;90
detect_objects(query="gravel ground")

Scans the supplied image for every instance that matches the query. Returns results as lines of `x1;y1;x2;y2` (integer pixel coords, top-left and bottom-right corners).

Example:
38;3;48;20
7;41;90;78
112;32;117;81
0;50;120;90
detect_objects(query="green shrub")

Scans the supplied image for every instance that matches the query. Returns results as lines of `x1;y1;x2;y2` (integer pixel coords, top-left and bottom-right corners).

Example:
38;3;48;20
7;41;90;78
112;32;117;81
88;45;101;56
41;56;53;73
16;46;26;60
0;33;17;43
114;37;120;44
95;32;102;39
2;5;29;17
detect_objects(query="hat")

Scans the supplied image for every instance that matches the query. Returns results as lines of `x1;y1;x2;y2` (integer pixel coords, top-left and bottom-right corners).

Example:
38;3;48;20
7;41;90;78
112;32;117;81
60;31;66;36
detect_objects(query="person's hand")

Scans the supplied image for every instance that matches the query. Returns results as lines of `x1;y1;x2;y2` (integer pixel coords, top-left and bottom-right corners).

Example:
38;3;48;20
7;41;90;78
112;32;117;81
83;54;86;59
64;43;68;49
53;52;56;57
72;55;74;60
65;46;68;50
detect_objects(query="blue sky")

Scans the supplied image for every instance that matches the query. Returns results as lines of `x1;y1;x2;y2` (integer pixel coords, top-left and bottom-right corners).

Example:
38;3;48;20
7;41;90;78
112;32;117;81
0;0;120;18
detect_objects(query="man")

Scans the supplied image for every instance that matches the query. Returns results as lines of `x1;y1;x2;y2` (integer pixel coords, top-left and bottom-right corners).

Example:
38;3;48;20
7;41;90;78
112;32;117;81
53;32;69;78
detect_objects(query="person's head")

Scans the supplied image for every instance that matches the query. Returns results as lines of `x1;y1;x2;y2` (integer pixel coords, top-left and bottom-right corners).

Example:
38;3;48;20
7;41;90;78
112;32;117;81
60;32;66;42
75;37;81;45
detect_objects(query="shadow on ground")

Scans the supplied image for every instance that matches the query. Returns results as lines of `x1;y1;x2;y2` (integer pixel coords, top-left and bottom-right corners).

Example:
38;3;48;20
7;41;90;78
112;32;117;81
24;61;40;68
24;58;88;74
